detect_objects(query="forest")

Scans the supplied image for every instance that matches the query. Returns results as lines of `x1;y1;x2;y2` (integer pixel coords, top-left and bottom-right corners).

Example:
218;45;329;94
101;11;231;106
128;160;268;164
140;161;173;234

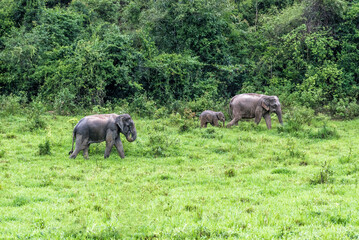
1;0;359;117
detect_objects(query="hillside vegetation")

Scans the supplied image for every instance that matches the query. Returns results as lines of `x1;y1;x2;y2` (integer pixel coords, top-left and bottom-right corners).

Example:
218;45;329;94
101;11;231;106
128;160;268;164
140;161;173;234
1;0;359;117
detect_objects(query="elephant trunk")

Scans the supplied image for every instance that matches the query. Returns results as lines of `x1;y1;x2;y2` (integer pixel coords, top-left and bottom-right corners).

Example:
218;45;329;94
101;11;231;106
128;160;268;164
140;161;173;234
223;120;225;128
277;108;283;125
126;126;137;142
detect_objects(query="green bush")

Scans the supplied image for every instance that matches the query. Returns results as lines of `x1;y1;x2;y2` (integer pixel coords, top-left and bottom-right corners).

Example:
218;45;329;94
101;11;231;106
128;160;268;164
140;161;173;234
27;99;47;131
12;196;30;207
147;133;178;157
285;105;315;126
28;114;47;131
308;124;340;139
0;150;5;158
129;94;157;118
201;128;223;139
224;168;236;178
309;161;334;185
0;94;26;116
154;107;169;119
38;140;51;155
278;106;316;136
330;98;359;119
54;88;76;115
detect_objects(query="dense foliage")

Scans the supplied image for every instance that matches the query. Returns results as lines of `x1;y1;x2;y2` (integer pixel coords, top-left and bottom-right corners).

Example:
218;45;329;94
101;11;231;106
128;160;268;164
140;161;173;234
1;0;359;117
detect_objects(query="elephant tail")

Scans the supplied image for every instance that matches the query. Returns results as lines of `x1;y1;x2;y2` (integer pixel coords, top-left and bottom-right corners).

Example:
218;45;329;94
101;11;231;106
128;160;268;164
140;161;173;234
69;128;76;155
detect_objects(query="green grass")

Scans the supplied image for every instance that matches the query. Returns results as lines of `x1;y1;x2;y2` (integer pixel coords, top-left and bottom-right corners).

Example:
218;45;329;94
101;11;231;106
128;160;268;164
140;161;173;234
1;113;359;239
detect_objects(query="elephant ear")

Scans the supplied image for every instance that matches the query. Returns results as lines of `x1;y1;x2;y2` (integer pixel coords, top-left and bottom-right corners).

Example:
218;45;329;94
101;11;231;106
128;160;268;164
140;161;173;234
115;116;124;132
261;98;270;111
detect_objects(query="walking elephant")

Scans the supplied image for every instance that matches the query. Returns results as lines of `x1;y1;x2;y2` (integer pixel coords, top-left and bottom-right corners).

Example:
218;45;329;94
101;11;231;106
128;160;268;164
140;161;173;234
199;110;225;128
227;93;283;129
69;114;137;159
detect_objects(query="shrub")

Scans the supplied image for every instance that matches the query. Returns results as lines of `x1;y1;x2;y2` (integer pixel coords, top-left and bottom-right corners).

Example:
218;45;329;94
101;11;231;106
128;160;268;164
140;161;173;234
112;99;130;115
38;140;51;155
28;114;47;131
277;106;314;135
27;100;47;131
54;88;76;115
129;94;157;118
12;196;30;207
201;128;223;139
34;218;46;229
277;120;303;135
286;105;315;125
147;133;178;157
308;124;339;139
154;107;168;119
179;122;191;133
309;161;334;184
0;150;5;158
0;94;27;115
330;98;359;119
224;168;236;177
186;93;227;117
92;104;112;114
285;138;306;159
338;148;352;164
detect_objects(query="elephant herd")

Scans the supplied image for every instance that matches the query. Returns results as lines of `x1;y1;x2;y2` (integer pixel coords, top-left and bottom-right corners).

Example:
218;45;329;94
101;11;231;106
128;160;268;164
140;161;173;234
69;93;283;159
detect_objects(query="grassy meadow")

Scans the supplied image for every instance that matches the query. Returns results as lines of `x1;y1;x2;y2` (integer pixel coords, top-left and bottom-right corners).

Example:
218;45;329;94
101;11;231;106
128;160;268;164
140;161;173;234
1;111;359;239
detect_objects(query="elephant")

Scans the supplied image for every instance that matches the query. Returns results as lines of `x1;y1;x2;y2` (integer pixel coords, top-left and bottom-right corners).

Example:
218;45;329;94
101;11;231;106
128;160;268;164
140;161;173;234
226;93;283;129
199;110;225;128
69;114;137;159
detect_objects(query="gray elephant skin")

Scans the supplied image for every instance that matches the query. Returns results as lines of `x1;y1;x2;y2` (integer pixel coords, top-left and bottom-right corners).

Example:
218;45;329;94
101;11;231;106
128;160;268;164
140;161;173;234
69;114;137;159
227;93;283;129
199;110;225;128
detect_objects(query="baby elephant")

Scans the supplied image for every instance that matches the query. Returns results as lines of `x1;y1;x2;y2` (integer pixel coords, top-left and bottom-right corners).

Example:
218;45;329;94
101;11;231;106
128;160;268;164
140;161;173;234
69;114;137;159
199;110;225;128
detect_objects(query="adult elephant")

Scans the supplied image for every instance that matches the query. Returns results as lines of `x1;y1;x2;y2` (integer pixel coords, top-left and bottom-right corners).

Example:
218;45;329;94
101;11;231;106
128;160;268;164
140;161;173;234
227;93;283;129
69;114;137;159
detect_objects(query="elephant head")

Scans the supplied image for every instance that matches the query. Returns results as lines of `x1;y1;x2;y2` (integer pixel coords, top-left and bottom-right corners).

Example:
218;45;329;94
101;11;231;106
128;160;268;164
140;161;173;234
260;96;283;125
216;112;225;127
116;114;137;142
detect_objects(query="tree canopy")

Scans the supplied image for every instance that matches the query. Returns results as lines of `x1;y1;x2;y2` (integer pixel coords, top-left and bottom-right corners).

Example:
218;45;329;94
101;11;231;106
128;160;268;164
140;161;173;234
1;0;358;117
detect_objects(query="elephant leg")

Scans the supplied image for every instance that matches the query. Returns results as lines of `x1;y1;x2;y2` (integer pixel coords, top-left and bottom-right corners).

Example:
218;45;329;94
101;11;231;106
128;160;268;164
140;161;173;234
200;118;206;128
83;146;89;159
104;131;115;158
263;113;272;129
227;116;241;128
255;114;262;125
114;138;125;159
104;141;115;158
213;118;219;127
70;135;87;159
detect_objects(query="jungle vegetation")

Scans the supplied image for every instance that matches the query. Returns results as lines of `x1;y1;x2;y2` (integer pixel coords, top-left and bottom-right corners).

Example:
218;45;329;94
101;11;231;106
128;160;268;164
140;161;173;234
1;0;359;118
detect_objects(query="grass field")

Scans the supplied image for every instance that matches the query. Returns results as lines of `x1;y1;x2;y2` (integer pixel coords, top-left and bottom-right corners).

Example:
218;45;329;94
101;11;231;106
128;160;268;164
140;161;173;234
1;112;359;239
